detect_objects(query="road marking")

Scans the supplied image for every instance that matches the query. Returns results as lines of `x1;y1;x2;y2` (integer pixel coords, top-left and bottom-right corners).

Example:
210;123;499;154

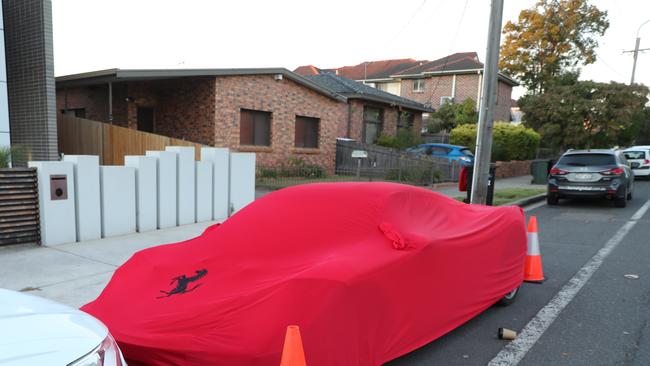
488;197;650;366
523;200;546;212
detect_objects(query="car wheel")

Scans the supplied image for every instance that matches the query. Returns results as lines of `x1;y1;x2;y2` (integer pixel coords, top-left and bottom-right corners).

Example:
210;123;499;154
627;189;633;200
547;194;559;205
615;192;627;208
497;287;520;306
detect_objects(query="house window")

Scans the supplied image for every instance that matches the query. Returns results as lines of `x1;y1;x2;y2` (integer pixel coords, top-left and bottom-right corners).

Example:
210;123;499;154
363;106;383;144
295;116;319;148
413;79;425;92
398;111;415;129
440;96;454;105
240;109;271;146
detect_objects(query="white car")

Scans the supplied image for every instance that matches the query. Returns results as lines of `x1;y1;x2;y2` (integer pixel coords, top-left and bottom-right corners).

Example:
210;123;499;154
623;146;650;179
0;288;126;366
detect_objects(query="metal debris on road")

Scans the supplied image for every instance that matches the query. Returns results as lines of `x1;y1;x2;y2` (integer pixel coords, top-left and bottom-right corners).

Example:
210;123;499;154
624;274;639;279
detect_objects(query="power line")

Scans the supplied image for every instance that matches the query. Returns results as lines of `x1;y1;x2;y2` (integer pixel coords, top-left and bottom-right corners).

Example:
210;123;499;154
427;0;471;106
388;0;428;44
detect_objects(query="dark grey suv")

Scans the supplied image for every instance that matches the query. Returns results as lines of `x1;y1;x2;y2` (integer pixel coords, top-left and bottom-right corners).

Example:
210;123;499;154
547;149;635;208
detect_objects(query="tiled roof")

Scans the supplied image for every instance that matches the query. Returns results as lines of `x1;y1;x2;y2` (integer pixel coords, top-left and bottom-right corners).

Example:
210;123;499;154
331;59;423;80
393;52;483;76
293;65;323;76
304;73;434;112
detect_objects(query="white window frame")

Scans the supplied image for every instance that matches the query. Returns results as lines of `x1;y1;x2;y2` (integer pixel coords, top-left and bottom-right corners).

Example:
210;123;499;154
413;79;425;93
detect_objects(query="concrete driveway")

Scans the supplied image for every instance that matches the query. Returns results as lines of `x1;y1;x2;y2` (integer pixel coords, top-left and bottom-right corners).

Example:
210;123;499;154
0;221;218;308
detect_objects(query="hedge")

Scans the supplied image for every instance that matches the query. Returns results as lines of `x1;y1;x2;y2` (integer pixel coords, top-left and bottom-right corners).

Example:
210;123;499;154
449;122;540;161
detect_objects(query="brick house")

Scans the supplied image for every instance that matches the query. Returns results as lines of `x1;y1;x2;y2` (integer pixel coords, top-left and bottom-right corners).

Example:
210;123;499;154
303;73;433;144
295;52;519;122
56;68;347;172
55;68;431;172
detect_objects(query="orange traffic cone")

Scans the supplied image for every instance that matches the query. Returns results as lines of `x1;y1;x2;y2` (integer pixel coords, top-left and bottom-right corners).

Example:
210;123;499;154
524;216;545;283
280;325;307;366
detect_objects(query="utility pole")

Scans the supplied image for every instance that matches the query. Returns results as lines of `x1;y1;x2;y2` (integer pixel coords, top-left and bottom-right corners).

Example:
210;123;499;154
625;20;650;85
630;37;641;85
470;0;504;204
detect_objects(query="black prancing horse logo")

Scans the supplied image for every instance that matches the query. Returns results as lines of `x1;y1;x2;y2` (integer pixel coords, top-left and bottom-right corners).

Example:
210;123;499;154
157;269;208;299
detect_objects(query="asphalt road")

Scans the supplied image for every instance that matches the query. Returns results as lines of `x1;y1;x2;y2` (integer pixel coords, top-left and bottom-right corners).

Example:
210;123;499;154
388;178;650;366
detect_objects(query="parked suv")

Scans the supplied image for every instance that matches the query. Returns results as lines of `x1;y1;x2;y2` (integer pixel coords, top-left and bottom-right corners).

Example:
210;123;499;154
547;149;635;207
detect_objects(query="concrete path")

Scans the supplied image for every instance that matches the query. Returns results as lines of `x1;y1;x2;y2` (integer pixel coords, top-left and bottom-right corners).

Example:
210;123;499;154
0;221;218;308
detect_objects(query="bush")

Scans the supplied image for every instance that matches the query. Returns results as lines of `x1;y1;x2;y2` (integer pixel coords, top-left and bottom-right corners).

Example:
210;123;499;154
385;166;442;185
258;157;326;179
377;128;423;149
449;122;540;161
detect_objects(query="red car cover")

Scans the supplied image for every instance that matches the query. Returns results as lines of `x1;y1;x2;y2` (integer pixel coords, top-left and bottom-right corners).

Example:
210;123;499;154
82;183;526;366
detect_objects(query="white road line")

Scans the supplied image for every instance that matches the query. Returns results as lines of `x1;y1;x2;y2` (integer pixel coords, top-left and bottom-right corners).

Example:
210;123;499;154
488;197;650;366
523;200;546;212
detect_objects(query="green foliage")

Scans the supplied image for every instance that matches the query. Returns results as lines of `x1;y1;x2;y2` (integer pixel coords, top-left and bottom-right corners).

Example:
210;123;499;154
519;79;649;151
0;145;30;168
450;122;540;161
500;0;609;94
257;157;326;178
376;127;422;149
385;166;441;185
631;108;650;145
428;99;478;131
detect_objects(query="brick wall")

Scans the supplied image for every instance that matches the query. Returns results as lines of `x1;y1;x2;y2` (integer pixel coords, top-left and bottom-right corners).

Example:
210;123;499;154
56;85;111;122
494;80;513;121
495;160;532;179
399;73;513;122
212;75;347;173
400;75;454;108
346;100;423;142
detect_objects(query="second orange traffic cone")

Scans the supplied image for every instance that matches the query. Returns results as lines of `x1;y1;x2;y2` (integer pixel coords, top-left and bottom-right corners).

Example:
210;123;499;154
280;325;307;366
524;216;545;283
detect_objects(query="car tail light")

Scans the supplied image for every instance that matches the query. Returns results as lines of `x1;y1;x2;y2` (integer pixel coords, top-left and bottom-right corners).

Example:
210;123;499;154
549;167;569;175
601;168;624;176
644;159;649;164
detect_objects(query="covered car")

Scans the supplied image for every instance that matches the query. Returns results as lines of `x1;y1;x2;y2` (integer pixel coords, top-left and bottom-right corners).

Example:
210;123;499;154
82;182;526;366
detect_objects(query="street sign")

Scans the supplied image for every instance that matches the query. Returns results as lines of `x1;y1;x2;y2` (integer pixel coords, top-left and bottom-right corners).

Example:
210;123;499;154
351;150;368;159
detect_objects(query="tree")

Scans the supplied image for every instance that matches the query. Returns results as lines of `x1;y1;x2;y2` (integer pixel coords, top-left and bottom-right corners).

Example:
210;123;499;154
500;0;609;94
519;77;649;151
427;99;478;132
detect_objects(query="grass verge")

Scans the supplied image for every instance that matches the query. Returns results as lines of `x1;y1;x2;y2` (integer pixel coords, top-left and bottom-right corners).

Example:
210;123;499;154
455;188;546;206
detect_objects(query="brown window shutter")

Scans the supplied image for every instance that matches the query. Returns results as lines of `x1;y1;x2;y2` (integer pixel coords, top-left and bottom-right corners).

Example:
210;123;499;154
240;110;253;145
305;119;319;148
295;117;305;147
253;111;271;146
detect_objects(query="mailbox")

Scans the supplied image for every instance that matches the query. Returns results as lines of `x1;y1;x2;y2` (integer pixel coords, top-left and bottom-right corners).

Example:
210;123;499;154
50;175;68;200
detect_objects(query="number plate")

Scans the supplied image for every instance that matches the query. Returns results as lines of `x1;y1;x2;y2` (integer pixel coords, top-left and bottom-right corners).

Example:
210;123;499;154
575;173;592;180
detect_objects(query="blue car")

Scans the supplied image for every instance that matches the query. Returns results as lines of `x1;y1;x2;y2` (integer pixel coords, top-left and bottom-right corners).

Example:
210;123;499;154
406;143;475;166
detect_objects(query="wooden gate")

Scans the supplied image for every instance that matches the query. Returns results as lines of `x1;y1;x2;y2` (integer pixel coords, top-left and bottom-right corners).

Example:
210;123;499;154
0;168;40;245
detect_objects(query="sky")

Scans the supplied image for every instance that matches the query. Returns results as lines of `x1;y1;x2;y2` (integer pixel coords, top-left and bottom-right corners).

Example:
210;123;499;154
51;0;650;97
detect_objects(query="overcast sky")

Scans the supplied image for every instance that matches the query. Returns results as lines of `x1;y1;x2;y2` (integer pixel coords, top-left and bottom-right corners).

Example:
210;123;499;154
52;0;650;97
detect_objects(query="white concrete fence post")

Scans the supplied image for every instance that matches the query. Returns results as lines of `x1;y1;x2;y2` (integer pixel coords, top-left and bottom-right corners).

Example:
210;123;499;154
99;166;136;237
229;153;256;214
28;161;77;246
166;146;196;225
200;147;230;220
62;155;101;242
195;160;213;222
124;155;158;232
145;150;178;229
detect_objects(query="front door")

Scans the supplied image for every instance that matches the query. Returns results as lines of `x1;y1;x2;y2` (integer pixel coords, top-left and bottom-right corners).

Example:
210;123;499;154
137;107;154;132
